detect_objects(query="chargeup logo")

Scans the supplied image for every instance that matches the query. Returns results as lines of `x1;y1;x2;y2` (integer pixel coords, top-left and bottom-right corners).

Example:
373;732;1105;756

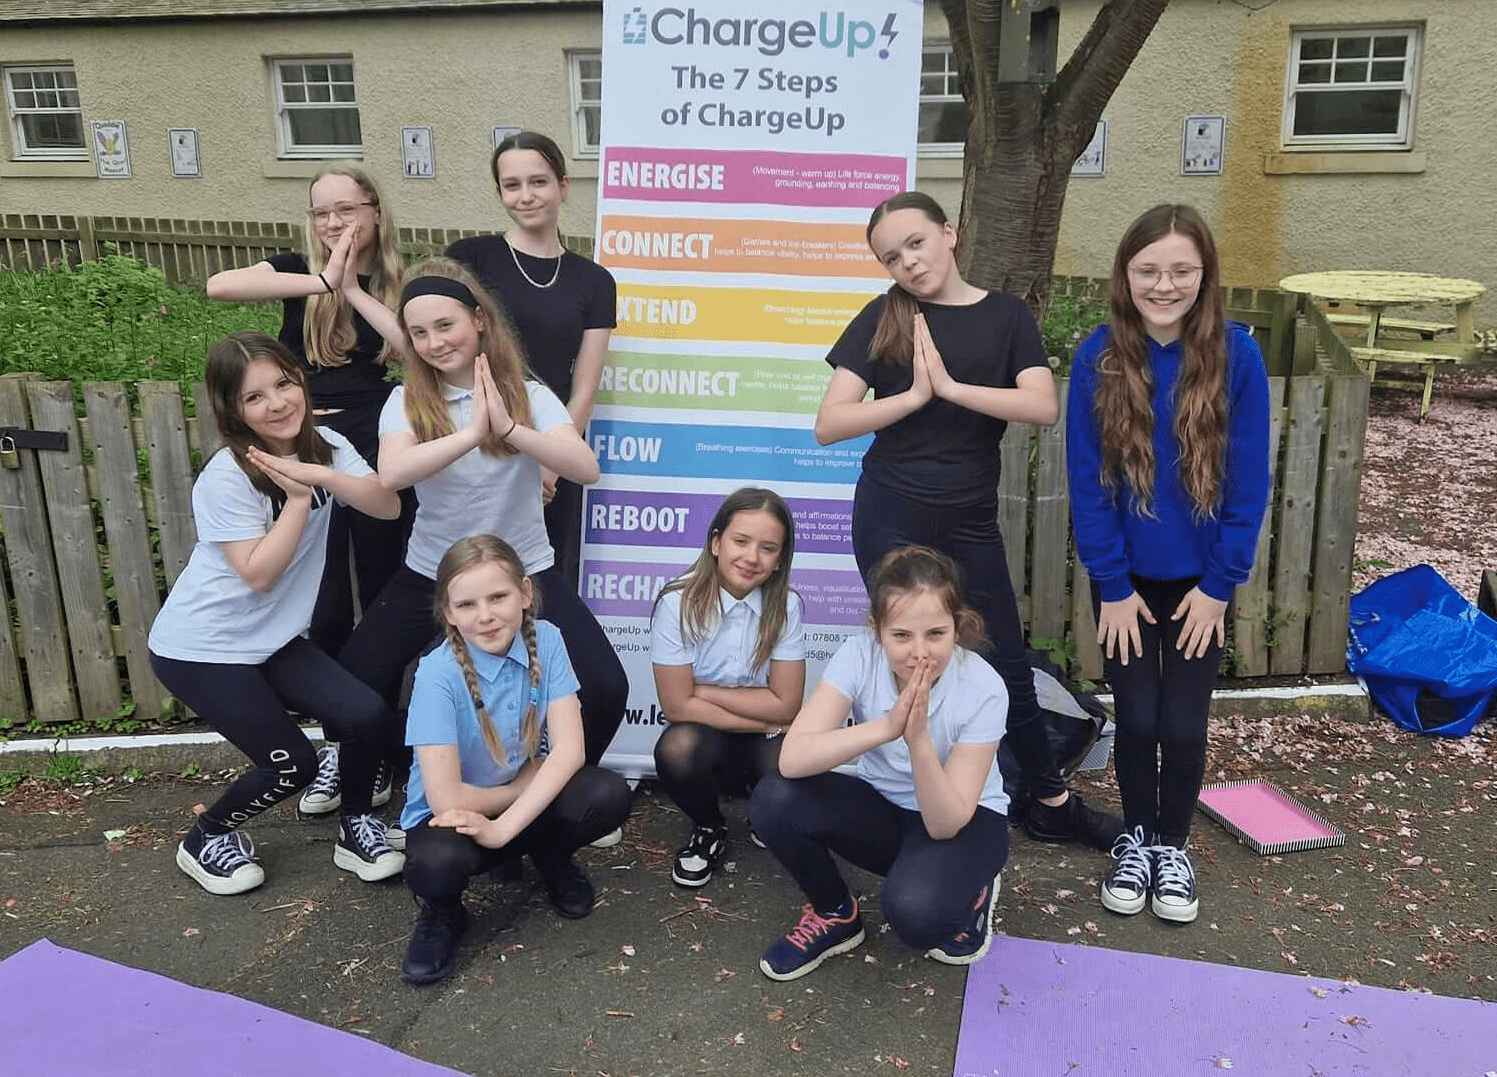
622;6;899;59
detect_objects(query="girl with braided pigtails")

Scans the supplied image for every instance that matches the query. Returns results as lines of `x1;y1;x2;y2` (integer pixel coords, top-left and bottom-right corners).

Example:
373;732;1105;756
398;535;630;985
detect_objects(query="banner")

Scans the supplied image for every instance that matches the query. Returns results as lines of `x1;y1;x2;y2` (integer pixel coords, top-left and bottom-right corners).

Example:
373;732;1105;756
592;0;923;776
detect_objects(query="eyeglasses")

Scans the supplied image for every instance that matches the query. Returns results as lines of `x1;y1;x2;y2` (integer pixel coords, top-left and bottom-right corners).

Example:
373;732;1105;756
309;201;375;225
1128;264;1203;289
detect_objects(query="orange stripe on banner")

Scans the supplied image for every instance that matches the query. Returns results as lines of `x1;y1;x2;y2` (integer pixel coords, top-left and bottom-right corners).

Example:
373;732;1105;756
598;216;883;278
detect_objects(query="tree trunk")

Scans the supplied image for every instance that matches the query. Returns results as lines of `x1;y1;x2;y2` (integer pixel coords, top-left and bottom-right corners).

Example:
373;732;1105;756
938;0;1171;322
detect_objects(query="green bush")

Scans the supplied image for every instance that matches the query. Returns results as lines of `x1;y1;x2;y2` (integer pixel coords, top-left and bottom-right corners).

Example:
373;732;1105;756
1041;293;1109;376
0;255;278;400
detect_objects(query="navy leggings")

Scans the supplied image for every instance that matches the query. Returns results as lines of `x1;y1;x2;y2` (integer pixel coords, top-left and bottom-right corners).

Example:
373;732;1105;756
403;766;631;900
1093;575;1221;843
851;475;1065;799
150;637;390;832
653;724;782;829
338;564;628;767
750;771;1008;950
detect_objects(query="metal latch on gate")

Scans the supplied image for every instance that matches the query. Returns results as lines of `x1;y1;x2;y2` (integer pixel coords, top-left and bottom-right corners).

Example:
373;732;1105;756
0;428;69;469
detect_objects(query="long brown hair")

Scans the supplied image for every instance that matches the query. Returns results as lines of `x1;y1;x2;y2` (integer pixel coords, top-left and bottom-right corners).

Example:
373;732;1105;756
654;488;797;675
434;535;543;764
302;163;402;369
864;191;953;366
397;257;533;456
1094;204;1228;520
206;331;331;500
867;545;989;654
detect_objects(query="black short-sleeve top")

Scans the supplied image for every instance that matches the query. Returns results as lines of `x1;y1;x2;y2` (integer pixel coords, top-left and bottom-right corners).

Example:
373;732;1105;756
826;290;1048;506
264;251;392;414
445;234;617;403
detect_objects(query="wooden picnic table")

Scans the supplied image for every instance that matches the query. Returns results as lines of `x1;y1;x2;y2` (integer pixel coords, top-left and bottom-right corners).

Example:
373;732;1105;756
1278;270;1489;419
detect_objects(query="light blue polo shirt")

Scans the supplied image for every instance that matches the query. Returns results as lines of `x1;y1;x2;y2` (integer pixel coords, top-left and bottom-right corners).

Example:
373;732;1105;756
147;427;369;663
821;630;1010;816
400;619;580;829
650;586;805;687
380;378;572;579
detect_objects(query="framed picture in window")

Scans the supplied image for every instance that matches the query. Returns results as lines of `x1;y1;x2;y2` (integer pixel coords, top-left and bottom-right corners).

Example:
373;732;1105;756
1182;115;1225;176
169;128;201;178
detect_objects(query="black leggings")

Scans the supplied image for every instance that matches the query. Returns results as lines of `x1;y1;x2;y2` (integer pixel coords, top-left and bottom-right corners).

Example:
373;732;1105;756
653;723;782;829
403;766;631;899
543;477;584;589
1093;574;1221;843
750;771;1008;950
338;564;629;766
851;475;1065;799
149;638;391;831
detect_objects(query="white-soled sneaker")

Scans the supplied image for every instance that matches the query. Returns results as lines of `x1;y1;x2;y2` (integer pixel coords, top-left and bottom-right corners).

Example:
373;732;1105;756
333;813;405;882
385;825;406;851
671;825;727;888
176;829;265;896
298;744;341;814
1150;844;1199;923
1100;826;1152;916
589;826;623;849
371;760;393;809
926;872;1001;965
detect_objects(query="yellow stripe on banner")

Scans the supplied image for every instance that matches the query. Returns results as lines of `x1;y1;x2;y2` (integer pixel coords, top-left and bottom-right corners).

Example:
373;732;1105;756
615;283;883;347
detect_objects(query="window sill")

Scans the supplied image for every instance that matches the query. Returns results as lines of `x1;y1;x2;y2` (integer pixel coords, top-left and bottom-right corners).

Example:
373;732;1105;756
0;159;95;178
1263;150;1426;175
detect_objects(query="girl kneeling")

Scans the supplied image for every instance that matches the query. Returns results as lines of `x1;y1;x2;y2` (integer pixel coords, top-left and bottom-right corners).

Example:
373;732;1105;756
400;536;630;985
750;546;1008;980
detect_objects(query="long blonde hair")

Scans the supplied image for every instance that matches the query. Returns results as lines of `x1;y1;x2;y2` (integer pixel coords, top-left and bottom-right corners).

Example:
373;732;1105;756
1094;204;1228;520
653;488;797;674
302;163;402;368
397;257;533;456
434;535;543;764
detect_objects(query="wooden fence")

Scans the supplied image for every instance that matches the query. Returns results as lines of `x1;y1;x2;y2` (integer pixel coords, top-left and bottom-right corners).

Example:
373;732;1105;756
0;327;1367;722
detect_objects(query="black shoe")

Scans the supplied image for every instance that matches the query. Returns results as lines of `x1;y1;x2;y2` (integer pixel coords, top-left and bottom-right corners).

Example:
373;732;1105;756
671;825;728;888
371;760;394;808
402;896;469;985
1023;793;1125;851
539;858;596;919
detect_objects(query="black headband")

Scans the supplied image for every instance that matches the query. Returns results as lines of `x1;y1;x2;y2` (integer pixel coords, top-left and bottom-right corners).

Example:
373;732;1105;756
400;276;478;311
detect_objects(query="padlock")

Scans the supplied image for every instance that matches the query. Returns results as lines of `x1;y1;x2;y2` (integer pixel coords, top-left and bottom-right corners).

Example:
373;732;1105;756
0;435;17;470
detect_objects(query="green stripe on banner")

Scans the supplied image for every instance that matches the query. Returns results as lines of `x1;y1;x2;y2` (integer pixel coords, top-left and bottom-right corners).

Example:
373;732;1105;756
597;352;832;413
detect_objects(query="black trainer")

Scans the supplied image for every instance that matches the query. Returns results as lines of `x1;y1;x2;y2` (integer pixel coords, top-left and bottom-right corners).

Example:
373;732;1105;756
402;896;470;985
298;744;341;815
333;813;405;882
1023;792;1126;851
539;858;596;919
1100;826;1152;916
371;760;394;808
1150;844;1199;923
671;825;728;888
926;872;1001;965
176;827;265;896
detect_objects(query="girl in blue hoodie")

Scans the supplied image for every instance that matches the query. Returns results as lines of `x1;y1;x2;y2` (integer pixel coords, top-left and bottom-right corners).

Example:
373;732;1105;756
1066;204;1270;925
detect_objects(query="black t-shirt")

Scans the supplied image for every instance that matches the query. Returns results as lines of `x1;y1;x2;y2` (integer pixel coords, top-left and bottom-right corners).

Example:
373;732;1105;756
445;234;617;401
826;290;1047;506
265;251;393;414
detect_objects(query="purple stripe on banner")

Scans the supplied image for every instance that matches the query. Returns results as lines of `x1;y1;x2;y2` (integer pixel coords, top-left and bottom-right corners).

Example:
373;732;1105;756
582;559;867;625
584;489;853;554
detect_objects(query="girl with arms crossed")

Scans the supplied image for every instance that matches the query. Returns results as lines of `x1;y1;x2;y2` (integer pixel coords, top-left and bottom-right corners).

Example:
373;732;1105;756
149;332;404;895
1067;204;1270;923
399;536;630;984
816;191;1119;850
651;488;806;888
751;546;1007;979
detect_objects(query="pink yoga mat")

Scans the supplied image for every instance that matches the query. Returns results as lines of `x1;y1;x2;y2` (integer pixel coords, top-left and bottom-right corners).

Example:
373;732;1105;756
1197;779;1346;854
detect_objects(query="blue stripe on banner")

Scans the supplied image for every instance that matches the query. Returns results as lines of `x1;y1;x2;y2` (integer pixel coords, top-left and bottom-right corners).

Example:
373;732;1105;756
588;419;871;484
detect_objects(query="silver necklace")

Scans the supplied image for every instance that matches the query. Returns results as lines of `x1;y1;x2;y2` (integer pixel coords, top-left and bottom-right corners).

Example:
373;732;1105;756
506;234;562;290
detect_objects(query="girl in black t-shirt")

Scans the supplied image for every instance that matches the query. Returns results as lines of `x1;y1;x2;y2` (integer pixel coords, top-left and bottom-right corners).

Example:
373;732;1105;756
816;190;1121;852
445;131;617;590
207;164;412;814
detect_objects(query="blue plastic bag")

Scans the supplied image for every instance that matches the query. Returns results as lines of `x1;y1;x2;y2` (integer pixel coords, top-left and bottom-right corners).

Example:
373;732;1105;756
1347;563;1497;737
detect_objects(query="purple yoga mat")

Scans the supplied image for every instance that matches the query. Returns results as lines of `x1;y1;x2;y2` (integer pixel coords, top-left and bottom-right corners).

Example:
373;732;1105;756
0;939;467;1077
956;935;1497;1077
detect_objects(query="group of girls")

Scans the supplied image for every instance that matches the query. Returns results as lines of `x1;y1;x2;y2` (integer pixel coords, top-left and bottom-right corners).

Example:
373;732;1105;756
151;118;1267;986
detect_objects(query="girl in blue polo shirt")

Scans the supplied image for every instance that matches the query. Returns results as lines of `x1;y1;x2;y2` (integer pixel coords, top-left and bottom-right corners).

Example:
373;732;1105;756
750;545;1008;980
1067;204;1270;924
398;535;630;985
148;331;404;896
650;487;806;888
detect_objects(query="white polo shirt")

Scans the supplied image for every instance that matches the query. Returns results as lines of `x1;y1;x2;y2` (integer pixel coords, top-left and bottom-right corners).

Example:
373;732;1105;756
381;379;571;579
147;428;369;663
821;630;1010;816
650;586;806;686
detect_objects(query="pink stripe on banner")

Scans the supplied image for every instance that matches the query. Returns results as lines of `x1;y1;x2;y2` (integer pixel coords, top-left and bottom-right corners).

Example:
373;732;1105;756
601;147;905;209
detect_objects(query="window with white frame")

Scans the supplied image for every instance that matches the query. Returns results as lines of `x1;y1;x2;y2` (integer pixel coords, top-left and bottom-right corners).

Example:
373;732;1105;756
4;64;86;159
1283;26;1420;149
919;45;968;154
569;51;602;157
272;58;362;157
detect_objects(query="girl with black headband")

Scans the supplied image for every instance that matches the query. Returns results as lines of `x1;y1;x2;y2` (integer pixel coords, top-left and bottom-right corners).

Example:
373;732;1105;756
337;259;629;876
